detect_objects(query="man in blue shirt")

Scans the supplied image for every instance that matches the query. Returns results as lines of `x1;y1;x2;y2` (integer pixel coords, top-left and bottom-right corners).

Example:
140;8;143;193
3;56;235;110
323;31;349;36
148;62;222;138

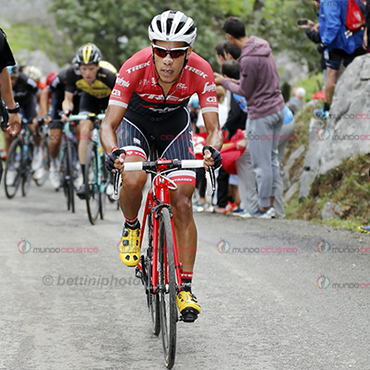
314;0;366;119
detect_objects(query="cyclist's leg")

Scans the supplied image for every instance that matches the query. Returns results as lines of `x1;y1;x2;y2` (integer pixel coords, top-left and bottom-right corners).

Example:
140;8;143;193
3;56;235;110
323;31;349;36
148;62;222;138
75;93;99;195
116;113;150;266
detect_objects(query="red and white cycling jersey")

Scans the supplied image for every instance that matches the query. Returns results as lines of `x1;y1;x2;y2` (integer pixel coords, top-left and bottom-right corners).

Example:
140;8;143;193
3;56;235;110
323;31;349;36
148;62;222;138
109;46;218;122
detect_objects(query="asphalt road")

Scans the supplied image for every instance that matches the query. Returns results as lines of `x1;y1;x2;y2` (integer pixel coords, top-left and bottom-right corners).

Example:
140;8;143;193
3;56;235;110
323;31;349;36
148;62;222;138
1;179;369;370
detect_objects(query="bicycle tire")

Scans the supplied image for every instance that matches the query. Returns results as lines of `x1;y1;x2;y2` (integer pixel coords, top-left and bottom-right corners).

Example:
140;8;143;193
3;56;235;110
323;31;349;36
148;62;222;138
66;141;75;213
60;143;69;209
99;148;107;220
35;138;50;186
85;142;100;224
4;138;22;199
21;165;32;197
145;212;160;336
158;207;177;369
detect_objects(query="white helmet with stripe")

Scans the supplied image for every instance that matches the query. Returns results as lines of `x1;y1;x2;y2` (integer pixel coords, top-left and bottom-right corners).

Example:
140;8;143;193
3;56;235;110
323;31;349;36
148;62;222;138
148;10;197;46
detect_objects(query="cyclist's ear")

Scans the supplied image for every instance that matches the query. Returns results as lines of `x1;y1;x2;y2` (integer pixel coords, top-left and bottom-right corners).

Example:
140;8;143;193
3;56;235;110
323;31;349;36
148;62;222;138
183;46;193;68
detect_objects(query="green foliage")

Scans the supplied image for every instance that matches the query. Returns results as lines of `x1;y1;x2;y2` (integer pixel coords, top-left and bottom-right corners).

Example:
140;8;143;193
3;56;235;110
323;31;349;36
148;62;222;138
4;23;72;67
49;0;319;71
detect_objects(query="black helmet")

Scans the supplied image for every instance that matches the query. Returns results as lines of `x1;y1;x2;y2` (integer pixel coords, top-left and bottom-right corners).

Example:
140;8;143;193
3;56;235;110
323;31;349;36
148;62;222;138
75;43;102;65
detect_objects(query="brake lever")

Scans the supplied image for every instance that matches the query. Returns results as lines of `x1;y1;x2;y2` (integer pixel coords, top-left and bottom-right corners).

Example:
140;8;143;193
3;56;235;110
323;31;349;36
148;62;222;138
113;170;121;201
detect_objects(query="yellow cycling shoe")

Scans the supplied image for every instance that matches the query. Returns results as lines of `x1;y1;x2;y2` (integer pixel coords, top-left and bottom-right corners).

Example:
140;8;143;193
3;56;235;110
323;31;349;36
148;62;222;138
177;291;201;322
119;226;141;267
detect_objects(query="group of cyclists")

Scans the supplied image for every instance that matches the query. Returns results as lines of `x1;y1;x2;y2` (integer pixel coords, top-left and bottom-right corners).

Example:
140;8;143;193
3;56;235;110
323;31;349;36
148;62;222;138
2;10;223;322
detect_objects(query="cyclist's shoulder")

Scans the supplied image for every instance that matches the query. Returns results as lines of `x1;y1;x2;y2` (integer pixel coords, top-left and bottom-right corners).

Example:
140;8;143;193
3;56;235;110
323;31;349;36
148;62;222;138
184;52;214;79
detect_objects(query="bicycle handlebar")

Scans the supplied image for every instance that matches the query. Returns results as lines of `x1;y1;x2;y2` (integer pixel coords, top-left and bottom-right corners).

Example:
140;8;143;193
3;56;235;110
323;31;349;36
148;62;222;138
112;159;214;201
68;113;106;121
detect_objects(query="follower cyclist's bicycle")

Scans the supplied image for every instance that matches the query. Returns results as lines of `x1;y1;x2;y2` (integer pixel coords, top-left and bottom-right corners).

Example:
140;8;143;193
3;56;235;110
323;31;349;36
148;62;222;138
68;113;109;224
4;118;51;198
113;158;215;369
59;118;79;213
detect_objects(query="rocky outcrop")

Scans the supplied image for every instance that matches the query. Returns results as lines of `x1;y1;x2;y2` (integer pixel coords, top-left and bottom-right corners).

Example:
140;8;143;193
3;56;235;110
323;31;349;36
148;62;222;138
298;54;370;198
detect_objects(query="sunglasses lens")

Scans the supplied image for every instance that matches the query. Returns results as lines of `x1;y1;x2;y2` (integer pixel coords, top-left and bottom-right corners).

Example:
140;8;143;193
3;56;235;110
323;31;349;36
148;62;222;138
153;48;167;58
153;47;186;59
170;50;185;58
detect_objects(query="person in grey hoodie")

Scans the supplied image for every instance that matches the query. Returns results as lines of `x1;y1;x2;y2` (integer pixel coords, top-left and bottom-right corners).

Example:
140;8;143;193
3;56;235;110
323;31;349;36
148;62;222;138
214;16;285;218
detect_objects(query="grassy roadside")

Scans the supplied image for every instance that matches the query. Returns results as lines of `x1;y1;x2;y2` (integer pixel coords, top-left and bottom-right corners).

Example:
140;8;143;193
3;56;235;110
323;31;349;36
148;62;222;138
283;98;370;231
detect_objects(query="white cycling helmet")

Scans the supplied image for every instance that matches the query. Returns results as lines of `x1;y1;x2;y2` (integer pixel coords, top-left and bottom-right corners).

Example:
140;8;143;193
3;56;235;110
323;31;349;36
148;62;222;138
148;10;197;46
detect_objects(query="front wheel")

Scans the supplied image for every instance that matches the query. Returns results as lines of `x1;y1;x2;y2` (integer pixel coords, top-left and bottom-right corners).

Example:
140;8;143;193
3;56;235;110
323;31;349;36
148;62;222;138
158;207;177;369
4;138;23;199
85;142;100;224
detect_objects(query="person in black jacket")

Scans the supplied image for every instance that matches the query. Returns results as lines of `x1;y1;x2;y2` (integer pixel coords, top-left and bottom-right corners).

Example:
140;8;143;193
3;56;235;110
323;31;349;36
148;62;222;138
0;28;21;183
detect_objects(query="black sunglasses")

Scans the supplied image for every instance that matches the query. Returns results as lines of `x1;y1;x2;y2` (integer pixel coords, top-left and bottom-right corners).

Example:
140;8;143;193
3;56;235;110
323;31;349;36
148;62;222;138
152;44;189;59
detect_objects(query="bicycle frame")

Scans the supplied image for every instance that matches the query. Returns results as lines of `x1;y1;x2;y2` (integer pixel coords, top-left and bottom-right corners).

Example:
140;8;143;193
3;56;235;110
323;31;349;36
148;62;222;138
138;165;182;295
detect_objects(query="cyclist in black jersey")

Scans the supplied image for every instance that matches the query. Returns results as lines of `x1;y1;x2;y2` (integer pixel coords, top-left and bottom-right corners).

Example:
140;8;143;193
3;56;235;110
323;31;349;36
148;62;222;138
0;28;21;183
38;68;82;189
6;65;46;180
62;43;116;198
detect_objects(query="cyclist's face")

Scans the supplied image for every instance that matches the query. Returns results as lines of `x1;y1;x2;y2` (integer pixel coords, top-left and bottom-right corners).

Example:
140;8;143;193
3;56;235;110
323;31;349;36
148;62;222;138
79;64;99;84
153;41;192;84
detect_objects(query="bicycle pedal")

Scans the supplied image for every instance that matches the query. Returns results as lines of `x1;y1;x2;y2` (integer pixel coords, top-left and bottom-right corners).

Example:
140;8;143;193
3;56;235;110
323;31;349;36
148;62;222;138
180;308;199;323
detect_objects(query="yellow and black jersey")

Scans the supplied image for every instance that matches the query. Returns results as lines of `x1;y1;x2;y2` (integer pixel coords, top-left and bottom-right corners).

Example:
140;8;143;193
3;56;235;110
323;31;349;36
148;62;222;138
65;64;116;99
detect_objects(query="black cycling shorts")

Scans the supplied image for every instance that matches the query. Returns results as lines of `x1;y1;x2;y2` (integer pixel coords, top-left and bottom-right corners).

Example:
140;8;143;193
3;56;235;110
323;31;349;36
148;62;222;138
116;106;196;186
79;92;109;115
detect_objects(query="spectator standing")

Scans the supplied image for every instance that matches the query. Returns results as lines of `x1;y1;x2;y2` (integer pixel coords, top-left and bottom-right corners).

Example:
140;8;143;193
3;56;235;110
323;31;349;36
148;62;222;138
215;17;285;218
314;0;366;119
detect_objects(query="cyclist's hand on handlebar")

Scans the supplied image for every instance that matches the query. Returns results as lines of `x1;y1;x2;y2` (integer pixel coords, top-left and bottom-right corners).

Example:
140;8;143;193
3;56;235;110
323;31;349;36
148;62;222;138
105;147;126;173
202;145;222;170
60;109;72;123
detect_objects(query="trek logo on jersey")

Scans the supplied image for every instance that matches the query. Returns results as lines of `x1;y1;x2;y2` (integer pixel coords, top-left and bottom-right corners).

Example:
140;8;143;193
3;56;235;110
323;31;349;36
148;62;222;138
148;106;180;114
184;65;208;79
111;89;121;97
177;83;187;90
206;96;217;103
116;77;130;87
201;82;216;94
125;61;151;74
138;93;188;103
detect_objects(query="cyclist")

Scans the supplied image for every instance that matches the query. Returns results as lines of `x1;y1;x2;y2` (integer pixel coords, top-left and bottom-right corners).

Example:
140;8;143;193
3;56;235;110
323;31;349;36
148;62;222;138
5;64;46;182
62;43;116;198
38;68;81;189
0;28;21;182
101;10;222;322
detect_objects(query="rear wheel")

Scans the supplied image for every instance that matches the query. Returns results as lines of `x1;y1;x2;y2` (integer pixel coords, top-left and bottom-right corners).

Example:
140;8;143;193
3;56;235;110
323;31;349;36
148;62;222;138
85;142;100;224
158;207;177;369
4;138;23;199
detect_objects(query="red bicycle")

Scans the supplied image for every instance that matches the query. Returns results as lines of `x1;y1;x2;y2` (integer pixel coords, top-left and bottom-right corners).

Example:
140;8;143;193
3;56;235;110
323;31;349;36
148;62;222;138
113;158;215;369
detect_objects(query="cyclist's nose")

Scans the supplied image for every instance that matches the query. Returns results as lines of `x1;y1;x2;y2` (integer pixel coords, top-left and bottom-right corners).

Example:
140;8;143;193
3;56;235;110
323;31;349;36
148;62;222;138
163;54;173;63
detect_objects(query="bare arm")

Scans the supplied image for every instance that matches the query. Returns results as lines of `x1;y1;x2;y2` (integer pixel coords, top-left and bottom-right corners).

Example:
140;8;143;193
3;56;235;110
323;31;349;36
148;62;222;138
0;67;21;135
37;86;50;118
101;104;127;171
62;91;74;113
202;111;223;169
